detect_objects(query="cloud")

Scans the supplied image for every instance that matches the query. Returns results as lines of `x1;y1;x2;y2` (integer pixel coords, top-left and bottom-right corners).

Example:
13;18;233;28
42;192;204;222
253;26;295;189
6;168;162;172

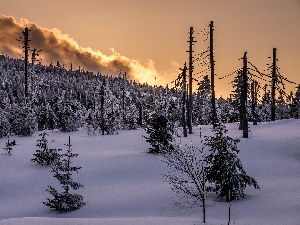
0;14;173;86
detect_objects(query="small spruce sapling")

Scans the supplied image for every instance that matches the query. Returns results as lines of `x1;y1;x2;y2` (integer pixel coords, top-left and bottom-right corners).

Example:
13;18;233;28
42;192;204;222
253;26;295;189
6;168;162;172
3;136;16;155
43;136;85;212
31;132;61;166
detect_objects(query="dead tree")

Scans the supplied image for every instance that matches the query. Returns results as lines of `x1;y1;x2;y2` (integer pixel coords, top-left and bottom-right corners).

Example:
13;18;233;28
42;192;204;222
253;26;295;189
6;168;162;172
251;80;258;125
241;52;248;138
162;142;207;223
23;28;29;100
209;21;217;128
18;27;30;101
187;27;197;134
180;63;188;137
271;48;277;121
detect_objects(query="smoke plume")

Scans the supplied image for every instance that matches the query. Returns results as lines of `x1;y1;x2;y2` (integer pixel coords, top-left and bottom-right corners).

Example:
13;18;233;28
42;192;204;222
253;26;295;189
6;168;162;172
0;14;173;85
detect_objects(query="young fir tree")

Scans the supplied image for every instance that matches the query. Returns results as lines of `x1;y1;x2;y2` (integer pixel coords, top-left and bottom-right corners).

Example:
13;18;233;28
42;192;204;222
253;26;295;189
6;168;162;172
144;113;174;153
43;136;85;212
31;132;61;166
204;122;259;201
2;136;16;155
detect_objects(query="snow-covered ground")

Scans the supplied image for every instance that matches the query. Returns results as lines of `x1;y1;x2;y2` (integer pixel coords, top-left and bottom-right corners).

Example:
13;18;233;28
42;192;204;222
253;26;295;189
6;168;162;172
0;119;299;225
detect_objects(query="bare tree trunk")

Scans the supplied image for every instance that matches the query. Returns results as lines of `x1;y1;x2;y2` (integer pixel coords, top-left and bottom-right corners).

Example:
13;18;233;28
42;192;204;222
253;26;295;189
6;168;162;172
251;80;258;125
271;48;277;121
210;21;217;128
23;27;29;101
187;27;196;134
242;52;248;138
181;63;188;137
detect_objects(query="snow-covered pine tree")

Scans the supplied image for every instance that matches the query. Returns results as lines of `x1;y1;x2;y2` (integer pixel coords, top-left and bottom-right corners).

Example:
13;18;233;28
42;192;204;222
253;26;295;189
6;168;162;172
100;79;120;134
43;136;85;212
8;102;36;136
56;100;78;133
216;96;236;123
36;101;58;131
0;93;11;138
290;84;300;119
204;122;259;201
121;89;138;130
122;104;139;130
230;71;243;123
259;88;272;122
275;90;290;120
0;108;10;138
249;80;260;125
31;132;61;166
196;75;212;125
144;113;174;153
84;109;100;135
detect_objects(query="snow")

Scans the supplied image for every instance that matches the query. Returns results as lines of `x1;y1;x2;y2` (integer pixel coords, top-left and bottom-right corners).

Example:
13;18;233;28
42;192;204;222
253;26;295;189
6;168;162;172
0;119;300;225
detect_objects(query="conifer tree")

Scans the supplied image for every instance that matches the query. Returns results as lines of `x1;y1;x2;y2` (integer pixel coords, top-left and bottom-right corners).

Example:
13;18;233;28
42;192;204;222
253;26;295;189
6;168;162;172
231;71;243;123
8;102;36;136
0;109;10;138
196;75;212;125
260;88;272;122
216;97;235;123
144;113;174;153
43;136;85;212
275;91;290;120
290;85;300;119
37;102;58;131
84;109;100;135
204;122;259;201
57;101;78;132
100;81;120;134
31;132;61;166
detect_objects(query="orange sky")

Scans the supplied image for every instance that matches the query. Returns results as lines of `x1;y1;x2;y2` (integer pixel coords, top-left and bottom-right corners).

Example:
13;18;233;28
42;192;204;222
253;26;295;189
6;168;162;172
0;0;299;97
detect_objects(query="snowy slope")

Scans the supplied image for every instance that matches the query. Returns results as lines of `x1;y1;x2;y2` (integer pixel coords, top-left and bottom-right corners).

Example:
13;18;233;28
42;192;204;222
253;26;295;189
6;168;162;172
0;119;299;225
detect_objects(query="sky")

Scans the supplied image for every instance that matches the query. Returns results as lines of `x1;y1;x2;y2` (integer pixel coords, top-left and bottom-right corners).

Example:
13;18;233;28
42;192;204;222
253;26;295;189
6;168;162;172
0;0;299;97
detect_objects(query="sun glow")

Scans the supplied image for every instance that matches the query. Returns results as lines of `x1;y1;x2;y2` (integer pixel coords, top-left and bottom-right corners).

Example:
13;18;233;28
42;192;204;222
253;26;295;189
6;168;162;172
0;14;170;87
